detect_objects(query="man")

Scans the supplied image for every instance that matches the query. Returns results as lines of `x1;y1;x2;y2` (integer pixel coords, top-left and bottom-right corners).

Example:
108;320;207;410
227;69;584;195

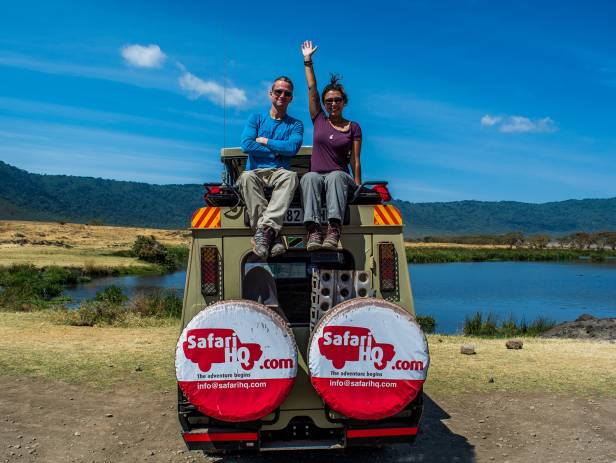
238;76;303;259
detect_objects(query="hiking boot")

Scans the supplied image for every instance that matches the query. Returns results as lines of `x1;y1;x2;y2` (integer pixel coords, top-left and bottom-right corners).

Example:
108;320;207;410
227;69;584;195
251;226;273;259
306;223;323;251
270;234;286;257
322;222;341;250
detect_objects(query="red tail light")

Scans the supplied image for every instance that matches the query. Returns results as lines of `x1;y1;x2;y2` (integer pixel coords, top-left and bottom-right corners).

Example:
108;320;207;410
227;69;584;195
378;242;398;298
371;184;392;202
201;246;221;297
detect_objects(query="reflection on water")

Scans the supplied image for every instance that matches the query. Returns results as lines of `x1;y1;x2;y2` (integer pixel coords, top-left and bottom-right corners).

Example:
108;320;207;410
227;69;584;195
63;261;616;334
63;271;186;307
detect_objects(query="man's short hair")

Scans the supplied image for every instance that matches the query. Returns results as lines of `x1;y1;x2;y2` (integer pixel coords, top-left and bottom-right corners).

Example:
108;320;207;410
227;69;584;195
271;76;294;91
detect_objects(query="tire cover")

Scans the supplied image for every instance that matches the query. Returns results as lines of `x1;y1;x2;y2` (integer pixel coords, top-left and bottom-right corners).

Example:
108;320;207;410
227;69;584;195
308;298;429;420
176;300;297;422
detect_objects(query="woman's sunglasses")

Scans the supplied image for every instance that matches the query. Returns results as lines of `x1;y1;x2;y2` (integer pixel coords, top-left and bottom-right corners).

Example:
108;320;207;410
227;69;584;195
324;97;344;104
273;89;293;97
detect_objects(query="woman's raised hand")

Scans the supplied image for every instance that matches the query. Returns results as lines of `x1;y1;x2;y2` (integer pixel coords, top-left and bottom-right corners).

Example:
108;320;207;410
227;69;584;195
302;40;318;60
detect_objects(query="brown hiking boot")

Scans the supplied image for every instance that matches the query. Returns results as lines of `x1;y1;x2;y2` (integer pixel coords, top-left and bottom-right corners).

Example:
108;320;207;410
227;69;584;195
306;223;323;251
270;233;286;257
322;222;341;250
251;226;274;259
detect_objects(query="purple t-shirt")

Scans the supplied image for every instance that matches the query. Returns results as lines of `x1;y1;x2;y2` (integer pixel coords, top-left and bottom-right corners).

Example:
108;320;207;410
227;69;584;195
310;112;362;173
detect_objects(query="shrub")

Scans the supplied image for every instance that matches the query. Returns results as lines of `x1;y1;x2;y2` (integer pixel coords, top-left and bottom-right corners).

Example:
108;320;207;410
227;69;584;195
416;315;436;334
463;311;556;337
130;289;182;318
526;317;556;336
57;288;182;326
94;285;128;305
132;235;168;264
0;264;79;310
463;312;484;336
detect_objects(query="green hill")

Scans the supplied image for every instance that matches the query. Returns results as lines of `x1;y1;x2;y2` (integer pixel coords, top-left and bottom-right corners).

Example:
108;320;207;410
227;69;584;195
394;198;616;237
0;161;202;228
1;161;615;235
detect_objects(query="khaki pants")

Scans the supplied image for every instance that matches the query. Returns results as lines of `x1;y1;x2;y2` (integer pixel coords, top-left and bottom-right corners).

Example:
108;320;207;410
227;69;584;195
236;168;298;232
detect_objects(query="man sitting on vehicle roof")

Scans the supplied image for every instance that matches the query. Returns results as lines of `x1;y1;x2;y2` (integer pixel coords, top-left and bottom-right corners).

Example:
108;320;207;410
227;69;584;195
238;76;303;259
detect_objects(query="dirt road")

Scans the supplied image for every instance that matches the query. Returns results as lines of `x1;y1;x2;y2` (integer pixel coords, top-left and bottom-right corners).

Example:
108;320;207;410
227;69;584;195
2;376;614;463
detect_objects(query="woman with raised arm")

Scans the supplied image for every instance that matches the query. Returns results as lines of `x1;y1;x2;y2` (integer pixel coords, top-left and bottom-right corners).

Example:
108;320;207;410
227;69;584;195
300;40;362;251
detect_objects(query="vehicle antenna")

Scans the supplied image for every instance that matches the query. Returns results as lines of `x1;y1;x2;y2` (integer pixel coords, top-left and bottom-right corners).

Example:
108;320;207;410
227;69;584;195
223;20;227;151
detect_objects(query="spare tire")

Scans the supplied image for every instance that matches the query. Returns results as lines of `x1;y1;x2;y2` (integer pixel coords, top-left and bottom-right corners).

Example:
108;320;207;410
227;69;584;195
176;300;297;422
308;298;429;420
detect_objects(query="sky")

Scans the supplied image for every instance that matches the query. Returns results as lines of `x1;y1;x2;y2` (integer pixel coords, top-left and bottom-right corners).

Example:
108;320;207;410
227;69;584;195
1;0;616;203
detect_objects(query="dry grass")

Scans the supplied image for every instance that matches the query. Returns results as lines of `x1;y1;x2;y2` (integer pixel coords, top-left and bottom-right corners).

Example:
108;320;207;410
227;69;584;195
426;335;616;397
1;312;615;397
0;220;190;270
0;311;179;391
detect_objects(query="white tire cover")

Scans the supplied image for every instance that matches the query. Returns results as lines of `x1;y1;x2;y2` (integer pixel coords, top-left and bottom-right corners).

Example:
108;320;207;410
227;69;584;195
176;300;297;422
309;298;429;420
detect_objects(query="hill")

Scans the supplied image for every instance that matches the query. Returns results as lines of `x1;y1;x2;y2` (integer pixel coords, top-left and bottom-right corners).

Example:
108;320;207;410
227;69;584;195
394;198;616;237
1;161;615;235
0;161;202;229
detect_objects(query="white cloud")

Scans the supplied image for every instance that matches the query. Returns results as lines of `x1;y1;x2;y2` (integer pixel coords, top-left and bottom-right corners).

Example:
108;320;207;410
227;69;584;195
500;116;556;133
480;114;502;127
178;72;247;107
121;44;166;68
480;114;557;133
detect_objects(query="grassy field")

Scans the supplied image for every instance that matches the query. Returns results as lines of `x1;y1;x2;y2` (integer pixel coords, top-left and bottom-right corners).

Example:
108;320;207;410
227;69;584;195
0;220;189;271
2;311;615;397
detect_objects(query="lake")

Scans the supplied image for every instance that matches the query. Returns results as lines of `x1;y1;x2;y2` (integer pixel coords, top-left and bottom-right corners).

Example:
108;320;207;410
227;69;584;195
64;261;616;334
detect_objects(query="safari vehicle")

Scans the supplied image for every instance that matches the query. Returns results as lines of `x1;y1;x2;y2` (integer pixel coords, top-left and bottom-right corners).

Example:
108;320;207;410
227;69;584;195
176;147;429;453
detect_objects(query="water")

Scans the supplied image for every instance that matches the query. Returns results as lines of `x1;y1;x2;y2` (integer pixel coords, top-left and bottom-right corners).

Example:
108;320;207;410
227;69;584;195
63;261;616;334
64;272;185;307
410;261;616;333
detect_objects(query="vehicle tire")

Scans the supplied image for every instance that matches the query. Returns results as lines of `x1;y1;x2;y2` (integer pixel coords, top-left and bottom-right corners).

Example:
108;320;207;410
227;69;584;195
308;298;430;420
176;300;298;422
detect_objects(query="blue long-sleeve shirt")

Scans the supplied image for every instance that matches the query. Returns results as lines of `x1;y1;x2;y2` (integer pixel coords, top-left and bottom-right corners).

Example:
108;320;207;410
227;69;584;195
240;111;304;170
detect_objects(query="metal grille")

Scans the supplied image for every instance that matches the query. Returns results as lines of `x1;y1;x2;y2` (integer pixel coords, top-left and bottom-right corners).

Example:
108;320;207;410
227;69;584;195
378;242;399;300
200;246;221;298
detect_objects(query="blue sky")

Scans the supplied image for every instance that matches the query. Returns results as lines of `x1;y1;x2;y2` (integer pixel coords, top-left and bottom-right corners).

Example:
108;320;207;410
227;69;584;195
1;0;615;203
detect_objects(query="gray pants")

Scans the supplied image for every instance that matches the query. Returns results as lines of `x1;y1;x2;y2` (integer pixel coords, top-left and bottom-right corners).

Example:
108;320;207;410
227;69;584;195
300;171;356;224
236;168;298;232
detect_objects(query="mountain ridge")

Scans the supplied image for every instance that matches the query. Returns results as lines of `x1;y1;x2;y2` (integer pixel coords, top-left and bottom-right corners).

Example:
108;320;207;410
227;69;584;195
2;161;615;236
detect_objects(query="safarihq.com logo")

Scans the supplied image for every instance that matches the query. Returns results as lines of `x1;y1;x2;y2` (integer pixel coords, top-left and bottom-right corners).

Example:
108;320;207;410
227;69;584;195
183;328;263;372
318;326;396;370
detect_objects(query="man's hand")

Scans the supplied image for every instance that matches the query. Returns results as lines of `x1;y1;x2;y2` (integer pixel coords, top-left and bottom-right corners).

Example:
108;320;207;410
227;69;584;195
302;40;318;60
256;137;268;145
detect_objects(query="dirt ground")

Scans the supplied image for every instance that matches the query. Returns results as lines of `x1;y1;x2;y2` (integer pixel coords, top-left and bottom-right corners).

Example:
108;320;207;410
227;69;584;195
1;376;615;463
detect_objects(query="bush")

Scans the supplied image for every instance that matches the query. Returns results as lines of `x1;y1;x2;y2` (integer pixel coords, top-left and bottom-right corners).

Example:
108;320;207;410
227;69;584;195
0;264;79;310
463;311;556;337
129;289;182;318
57;287;181;327
132;235;168;264
63;300;126;326
95;286;128;305
416;315;436;334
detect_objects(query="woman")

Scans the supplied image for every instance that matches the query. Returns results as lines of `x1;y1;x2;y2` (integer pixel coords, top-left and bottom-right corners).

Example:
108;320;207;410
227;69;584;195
300;40;362;251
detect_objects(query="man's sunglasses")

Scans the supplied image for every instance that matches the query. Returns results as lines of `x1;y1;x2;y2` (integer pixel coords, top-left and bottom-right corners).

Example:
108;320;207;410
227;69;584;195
324;97;344;104
273;89;293;97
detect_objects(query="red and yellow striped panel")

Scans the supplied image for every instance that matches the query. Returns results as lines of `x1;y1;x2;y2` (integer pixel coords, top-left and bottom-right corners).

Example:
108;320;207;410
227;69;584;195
373;205;403;226
191;207;221;229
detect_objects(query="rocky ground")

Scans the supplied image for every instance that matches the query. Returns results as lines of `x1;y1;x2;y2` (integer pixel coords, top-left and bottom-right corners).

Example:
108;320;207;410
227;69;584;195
1;376;615;463
542;314;616;341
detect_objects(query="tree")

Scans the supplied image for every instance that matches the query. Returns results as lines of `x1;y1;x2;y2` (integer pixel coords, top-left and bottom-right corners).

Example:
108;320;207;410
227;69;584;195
528;234;550;249
503;232;524;249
